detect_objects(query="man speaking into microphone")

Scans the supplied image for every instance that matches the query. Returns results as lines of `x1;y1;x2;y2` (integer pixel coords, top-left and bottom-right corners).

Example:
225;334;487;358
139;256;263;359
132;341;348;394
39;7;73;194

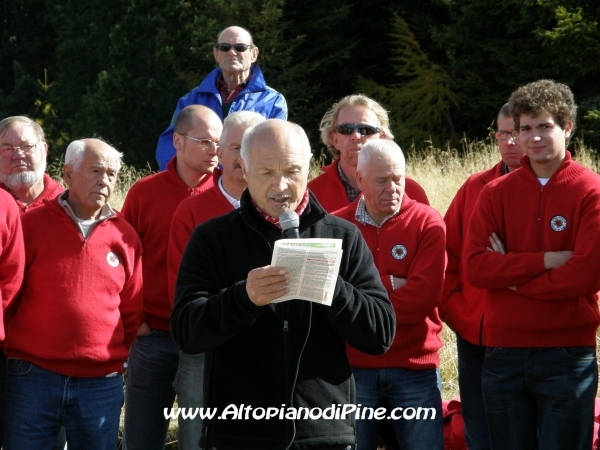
171;119;395;450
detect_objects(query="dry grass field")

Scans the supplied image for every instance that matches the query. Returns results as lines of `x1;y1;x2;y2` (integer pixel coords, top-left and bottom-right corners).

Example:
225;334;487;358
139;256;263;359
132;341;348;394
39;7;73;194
49;138;600;448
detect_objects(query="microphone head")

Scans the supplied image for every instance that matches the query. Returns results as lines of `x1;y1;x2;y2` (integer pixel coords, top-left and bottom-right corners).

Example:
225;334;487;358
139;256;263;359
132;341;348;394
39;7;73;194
279;210;300;231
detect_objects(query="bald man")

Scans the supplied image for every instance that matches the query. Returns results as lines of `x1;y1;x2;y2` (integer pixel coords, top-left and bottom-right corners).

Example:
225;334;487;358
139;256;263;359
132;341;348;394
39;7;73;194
2;139;143;450
122;105;222;450
156;25;287;170
171;119;395;450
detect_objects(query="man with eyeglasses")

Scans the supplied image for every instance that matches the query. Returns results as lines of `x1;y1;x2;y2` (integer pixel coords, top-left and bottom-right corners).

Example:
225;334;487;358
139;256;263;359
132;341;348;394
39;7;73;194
308;94;429;213
122;104;222;450
440;103;525;450
465;79;600;449
155;25;287;171
0;116;63;214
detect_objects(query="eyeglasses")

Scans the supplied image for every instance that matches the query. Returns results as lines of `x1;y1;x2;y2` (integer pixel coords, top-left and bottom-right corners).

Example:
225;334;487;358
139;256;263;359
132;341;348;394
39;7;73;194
181;135;219;149
0;142;39;158
214;43;252;53
494;130;517;141
334;124;381;136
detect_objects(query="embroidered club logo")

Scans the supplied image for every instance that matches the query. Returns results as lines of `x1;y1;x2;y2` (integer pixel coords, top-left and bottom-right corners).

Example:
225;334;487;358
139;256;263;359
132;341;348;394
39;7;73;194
550;216;567;232
106;252;120;268
391;244;407;260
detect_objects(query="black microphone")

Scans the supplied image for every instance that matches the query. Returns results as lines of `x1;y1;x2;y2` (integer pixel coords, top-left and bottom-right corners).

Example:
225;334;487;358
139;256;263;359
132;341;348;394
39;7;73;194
279;211;300;239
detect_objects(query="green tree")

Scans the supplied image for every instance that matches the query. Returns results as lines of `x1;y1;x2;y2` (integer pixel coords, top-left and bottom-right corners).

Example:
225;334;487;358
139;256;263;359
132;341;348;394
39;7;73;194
358;13;457;148
430;0;600;149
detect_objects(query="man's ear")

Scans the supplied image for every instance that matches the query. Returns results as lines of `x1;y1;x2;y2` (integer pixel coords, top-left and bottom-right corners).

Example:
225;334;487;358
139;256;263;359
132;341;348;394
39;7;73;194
251;46;259;63
355;169;364;191
239;157;248;181
173;132;183;152
63;164;74;187
564;121;574;138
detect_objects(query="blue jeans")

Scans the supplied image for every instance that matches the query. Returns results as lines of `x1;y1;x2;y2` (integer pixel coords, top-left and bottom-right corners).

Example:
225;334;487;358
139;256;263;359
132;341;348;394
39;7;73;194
456;333;490;450
174;351;206;450
123;330;179;450
482;347;597;450
353;367;443;450
2;358;123;450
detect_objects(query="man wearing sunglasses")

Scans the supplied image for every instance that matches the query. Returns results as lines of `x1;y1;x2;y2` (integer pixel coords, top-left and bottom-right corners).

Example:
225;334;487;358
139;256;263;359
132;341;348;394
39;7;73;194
0;116;63;214
308;95;429;213
156;26;287;171
441;103;525;450
122;105;222;450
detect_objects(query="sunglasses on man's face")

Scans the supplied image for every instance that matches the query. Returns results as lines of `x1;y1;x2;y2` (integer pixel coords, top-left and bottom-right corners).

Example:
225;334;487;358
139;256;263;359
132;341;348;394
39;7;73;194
334;124;381;136
214;43;252;52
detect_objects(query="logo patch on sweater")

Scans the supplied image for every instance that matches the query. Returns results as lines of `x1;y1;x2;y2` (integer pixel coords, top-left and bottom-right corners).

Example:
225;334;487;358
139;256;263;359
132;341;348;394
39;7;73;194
391;244;407;260
550;216;567;232
106;252;120;268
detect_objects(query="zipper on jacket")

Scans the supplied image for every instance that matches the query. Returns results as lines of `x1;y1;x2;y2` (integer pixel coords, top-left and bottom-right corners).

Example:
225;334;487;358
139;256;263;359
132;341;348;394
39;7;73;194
537;185;544;221
281;304;290;447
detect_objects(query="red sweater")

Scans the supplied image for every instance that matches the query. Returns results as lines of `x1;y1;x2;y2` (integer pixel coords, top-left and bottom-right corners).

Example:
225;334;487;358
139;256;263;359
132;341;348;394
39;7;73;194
121;157;214;331
0;189;25;341
308;159;430;212
168;172;235;302
5;197;143;377
440;162;505;345
465;153;600;347
1;173;64;215
335;195;445;369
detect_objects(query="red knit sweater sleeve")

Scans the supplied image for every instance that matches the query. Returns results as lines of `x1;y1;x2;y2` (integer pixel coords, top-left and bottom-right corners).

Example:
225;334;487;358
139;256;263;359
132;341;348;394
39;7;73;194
168;201;196;305
389;214;446;324
465;185;546;289
118;226;144;349
440;180;467;321
0;193;25;339
517;191;600;299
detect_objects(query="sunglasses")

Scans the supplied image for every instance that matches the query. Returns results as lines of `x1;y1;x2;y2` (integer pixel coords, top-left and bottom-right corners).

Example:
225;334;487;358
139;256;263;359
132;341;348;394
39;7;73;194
334;124;381;136
214;43;252;52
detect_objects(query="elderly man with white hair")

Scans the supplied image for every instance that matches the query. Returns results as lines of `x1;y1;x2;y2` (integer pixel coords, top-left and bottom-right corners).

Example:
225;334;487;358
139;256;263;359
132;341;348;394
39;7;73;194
2;138;143;450
0;116;63;214
171;119;395;450
334;139;446;450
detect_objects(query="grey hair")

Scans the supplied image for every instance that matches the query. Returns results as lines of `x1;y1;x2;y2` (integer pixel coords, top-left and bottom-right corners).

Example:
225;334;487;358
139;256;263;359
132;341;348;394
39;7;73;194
0;116;46;142
221;111;266;146
240;119;312;169
357;139;405;174
65;139;123;172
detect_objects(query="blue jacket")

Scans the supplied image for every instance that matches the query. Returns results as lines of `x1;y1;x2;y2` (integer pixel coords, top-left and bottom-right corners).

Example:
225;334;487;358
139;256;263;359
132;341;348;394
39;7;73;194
156;64;287;170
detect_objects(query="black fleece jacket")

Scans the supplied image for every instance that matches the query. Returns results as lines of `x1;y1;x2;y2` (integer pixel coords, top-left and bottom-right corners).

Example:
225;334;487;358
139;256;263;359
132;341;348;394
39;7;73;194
171;190;395;450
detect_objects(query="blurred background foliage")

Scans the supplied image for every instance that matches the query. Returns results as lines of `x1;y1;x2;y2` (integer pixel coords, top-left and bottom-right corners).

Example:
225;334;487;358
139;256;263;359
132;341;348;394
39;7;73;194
1;0;599;168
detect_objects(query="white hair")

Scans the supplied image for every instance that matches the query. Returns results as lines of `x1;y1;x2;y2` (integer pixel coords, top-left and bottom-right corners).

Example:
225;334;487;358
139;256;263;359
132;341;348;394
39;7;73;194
0;162;45;191
65;140;123;172
240;119;312;169
221;111;266;146
357;139;405;173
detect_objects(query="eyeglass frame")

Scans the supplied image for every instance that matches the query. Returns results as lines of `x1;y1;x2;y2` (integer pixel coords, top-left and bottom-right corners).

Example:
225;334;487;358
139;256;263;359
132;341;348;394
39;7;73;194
180;134;219;149
0;141;40;158
494;130;518;141
214;43;253;53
